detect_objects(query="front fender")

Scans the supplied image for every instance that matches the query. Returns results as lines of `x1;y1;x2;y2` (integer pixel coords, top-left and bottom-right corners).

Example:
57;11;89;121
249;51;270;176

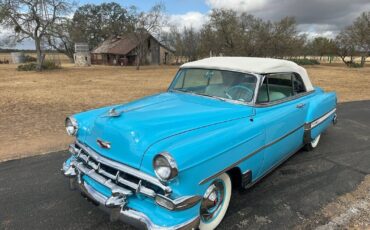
140;116;266;198
71;105;117;140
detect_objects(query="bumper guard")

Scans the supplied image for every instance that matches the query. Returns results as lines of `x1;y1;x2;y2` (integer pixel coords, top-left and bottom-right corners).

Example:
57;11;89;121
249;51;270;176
62;154;200;229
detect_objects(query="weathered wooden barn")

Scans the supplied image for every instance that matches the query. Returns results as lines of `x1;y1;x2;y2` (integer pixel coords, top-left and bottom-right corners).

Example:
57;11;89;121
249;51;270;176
91;33;174;66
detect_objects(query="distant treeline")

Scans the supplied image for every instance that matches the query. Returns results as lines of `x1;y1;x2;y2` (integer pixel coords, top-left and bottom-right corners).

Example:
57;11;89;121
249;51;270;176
0;49;35;53
0;49;62;53
0;0;368;69
161;10;369;67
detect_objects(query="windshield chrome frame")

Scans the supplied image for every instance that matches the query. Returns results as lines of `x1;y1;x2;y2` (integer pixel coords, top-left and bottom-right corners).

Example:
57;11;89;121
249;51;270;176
167;67;262;106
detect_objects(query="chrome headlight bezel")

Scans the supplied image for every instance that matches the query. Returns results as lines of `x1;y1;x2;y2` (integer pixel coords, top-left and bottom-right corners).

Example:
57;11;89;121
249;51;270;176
153;152;178;182
65;116;78;136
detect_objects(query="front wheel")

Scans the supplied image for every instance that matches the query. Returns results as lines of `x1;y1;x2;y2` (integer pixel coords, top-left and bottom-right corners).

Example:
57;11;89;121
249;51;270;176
199;173;232;230
304;134;321;151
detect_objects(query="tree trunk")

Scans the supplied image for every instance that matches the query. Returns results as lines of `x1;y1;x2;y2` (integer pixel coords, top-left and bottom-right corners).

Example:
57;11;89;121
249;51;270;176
35;38;43;71
339;55;349;67
360;55;366;67
65;52;74;63
136;52;141;70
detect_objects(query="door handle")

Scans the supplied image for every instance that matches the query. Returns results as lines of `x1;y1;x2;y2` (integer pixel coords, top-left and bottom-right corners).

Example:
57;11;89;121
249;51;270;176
296;103;305;109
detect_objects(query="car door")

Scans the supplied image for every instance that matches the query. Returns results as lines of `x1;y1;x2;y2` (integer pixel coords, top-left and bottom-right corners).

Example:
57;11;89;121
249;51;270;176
255;73;309;173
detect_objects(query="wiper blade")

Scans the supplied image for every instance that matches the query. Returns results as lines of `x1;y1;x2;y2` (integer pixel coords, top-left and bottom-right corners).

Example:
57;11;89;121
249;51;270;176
170;88;189;93
196;92;228;102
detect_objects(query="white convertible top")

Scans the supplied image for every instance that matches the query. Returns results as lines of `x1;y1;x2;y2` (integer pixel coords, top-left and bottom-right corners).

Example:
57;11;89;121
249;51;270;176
181;57;314;91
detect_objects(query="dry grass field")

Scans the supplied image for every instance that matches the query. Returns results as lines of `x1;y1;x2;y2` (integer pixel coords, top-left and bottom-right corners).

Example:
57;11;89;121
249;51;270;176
0;52;72;64
0;62;369;162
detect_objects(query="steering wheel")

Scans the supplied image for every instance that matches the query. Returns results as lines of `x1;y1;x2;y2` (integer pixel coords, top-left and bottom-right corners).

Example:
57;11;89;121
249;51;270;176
225;85;254;102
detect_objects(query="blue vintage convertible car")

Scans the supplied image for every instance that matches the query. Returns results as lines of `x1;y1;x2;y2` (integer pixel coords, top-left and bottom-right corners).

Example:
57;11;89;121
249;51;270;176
62;57;337;229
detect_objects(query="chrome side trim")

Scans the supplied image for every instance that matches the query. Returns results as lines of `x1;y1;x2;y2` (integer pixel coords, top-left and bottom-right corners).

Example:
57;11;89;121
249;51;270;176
199;124;304;185
306;108;336;130
73;141;172;193
303;108;336;143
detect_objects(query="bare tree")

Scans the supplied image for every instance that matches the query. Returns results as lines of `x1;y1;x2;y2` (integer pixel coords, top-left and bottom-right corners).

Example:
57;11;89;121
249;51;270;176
199;24;217;57
47;18;75;62
351;11;370;66
161;26;184;64
133;3;166;70
270;17;301;58
335;11;369;67
335;27;356;66
182;26;199;61
0;0;72;70
207;9;243;56
307;37;336;62
197;9;305;59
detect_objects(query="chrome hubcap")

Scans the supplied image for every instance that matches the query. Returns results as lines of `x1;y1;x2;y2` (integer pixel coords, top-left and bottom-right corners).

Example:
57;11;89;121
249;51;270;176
200;180;225;222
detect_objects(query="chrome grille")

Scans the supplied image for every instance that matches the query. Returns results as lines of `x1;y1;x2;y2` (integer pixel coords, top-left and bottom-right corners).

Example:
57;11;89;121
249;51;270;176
69;141;171;198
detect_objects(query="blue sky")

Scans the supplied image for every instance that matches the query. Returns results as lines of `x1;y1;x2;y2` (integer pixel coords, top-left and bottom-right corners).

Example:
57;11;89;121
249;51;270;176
78;0;210;14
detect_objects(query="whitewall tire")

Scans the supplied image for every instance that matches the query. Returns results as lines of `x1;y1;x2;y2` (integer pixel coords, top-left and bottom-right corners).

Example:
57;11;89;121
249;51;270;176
199;173;232;230
304;134;321;151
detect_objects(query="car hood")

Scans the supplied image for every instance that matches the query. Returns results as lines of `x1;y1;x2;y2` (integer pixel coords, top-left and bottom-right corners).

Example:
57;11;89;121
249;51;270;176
80;92;254;169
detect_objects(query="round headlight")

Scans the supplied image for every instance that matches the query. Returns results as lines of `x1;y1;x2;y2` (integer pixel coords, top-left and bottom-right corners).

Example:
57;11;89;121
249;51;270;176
153;152;178;182
65;117;78;136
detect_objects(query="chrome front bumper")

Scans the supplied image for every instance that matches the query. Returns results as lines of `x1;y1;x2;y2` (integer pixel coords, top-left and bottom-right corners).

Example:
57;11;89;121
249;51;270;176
76;179;200;230
62;142;201;229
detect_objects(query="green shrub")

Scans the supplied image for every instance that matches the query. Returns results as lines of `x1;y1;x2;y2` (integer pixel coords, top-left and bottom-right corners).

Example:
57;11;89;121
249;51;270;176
17;60;61;71
24;55;37;63
347;62;362;68
17;62;37;71
289;58;320;65
42;60;61;70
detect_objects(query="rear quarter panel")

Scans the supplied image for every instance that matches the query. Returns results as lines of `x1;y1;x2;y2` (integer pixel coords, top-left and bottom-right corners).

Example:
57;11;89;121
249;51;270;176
306;87;337;139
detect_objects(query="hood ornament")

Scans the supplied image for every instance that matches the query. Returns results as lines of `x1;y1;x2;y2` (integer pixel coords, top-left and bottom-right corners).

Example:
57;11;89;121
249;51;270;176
103;107;123;118
97;139;111;149
102;104;149;118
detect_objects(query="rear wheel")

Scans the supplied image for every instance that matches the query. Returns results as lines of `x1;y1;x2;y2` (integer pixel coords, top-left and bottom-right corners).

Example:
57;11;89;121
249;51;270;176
199;173;232;230
304;134;321;151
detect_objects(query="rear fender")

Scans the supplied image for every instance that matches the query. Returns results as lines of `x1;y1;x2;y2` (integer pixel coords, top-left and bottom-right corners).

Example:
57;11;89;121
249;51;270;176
305;88;337;142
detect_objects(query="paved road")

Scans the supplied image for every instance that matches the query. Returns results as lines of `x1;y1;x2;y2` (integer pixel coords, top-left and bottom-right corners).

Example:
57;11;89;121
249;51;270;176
0;101;369;230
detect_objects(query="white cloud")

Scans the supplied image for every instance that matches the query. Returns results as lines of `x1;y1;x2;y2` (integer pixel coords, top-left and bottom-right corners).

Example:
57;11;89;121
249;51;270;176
205;0;370;38
168;11;208;31
206;0;267;11
298;24;338;39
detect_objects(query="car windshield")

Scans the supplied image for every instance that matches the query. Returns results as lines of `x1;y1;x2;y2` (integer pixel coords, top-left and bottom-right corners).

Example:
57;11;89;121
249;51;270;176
169;68;257;103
